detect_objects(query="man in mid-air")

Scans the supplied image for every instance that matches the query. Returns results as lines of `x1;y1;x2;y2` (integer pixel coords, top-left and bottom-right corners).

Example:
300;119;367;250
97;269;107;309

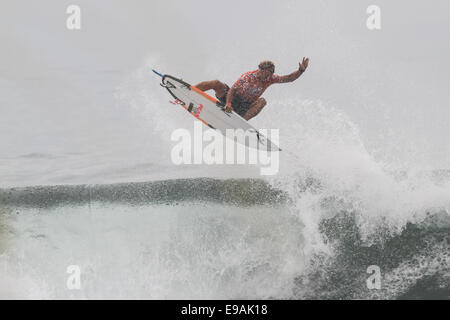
195;58;309;121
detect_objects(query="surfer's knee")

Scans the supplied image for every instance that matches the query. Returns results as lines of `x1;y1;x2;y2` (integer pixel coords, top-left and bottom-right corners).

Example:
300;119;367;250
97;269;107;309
213;80;228;96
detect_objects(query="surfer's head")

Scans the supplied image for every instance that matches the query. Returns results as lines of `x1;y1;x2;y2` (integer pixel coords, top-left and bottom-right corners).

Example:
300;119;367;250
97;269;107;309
258;60;275;81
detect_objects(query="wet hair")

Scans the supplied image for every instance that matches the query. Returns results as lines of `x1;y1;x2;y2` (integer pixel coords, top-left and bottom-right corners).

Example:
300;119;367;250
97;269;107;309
258;60;275;73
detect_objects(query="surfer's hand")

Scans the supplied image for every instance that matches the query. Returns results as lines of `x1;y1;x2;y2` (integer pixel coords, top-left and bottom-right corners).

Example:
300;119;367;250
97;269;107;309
225;102;233;113
299;57;309;72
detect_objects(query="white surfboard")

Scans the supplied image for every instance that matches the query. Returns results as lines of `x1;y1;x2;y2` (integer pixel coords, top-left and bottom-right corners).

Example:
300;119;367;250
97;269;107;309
155;71;281;152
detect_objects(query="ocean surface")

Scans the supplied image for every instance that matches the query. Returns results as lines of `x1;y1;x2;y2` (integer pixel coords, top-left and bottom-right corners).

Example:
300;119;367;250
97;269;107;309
1;174;449;299
1;120;449;299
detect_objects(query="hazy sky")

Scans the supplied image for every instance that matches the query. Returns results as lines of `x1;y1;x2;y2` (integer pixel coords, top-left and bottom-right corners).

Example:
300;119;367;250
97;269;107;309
1;0;449;169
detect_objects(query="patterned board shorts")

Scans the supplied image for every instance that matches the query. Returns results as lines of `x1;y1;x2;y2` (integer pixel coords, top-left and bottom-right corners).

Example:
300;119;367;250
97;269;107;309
231;94;253;117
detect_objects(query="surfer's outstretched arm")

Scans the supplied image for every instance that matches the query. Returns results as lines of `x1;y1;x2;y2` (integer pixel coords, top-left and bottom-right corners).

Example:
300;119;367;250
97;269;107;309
279;57;310;83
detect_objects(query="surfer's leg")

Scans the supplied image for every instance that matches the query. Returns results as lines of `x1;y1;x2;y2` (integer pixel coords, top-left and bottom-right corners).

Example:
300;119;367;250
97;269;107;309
243;98;266;120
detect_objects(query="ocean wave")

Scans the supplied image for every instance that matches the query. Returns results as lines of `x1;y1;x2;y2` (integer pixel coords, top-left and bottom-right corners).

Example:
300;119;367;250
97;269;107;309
0;178;288;209
1;175;448;299
293;210;450;299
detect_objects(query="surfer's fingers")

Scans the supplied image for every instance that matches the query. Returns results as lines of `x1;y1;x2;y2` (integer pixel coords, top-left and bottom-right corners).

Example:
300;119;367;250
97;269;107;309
303;58;309;67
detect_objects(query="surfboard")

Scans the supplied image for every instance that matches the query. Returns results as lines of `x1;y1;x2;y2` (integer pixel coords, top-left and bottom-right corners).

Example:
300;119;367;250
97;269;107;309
153;70;281;152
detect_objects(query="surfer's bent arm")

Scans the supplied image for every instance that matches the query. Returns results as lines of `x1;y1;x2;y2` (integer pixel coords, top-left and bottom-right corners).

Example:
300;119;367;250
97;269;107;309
225;86;238;112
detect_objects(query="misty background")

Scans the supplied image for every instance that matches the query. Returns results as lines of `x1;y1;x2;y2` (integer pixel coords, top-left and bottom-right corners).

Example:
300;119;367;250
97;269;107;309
1;0;449;187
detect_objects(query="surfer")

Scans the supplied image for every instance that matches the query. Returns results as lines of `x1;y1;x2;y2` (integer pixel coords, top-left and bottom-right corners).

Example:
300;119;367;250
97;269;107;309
195;58;309;120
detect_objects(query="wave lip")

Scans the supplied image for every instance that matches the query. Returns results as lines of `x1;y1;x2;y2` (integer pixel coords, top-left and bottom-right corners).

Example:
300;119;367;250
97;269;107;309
0;178;288;209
